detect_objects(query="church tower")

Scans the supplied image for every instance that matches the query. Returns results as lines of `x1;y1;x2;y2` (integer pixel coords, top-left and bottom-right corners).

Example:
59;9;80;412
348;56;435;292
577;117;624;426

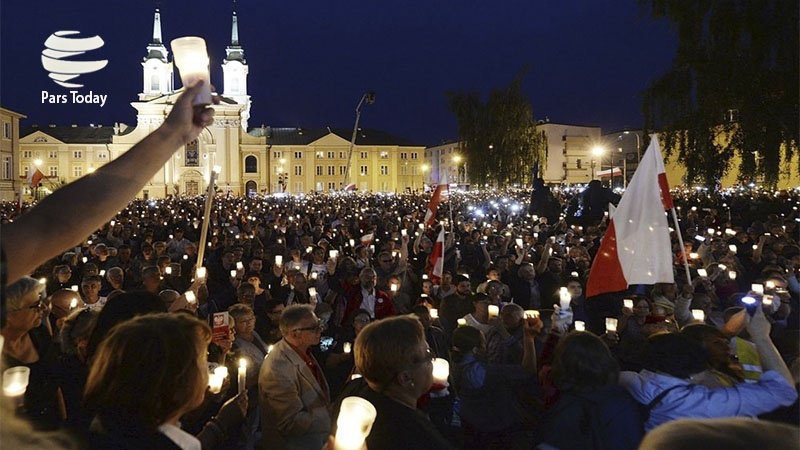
139;7;174;101
221;2;251;129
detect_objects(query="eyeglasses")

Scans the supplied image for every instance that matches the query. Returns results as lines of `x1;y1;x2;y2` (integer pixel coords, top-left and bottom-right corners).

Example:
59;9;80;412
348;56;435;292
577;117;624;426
293;320;324;333
11;299;47;313
410;348;434;366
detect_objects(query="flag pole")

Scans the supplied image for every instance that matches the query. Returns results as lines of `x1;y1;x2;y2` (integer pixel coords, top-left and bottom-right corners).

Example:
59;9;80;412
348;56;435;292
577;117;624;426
670;207;692;284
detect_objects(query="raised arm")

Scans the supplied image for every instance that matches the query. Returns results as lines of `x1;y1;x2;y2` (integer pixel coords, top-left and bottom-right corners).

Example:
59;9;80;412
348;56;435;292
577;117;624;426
3;82;216;286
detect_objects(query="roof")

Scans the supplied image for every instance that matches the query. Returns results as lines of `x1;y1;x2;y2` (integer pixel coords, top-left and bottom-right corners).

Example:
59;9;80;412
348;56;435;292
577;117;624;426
249;126;422;147
21;125;117;143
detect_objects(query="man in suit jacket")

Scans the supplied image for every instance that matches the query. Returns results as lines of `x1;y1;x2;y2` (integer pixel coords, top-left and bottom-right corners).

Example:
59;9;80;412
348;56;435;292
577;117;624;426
259;304;331;450
341;267;396;327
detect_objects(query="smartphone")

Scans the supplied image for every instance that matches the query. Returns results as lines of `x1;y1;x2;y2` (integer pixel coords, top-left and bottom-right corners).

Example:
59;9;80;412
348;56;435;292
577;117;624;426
741;296;758;316
319;336;334;352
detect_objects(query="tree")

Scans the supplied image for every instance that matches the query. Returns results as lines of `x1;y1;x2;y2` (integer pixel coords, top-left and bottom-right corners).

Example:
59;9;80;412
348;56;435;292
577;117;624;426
641;0;798;188
447;69;546;187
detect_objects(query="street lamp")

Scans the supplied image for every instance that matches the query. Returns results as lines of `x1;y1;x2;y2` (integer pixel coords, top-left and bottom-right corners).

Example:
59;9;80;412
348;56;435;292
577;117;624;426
342;91;376;189
619;130;641;163
452;154;463;184
421;163;429;190
591;146;605;182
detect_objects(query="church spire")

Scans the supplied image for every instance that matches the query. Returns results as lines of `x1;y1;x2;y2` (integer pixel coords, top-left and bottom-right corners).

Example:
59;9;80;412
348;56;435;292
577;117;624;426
152;7;163;44
231;1;240;46
222;0;250;129
144;7;168;62
225;1;245;62
139;4;173;100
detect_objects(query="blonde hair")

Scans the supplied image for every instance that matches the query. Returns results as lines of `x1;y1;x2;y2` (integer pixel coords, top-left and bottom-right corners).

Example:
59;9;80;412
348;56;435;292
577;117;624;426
5;276;44;312
354;315;424;389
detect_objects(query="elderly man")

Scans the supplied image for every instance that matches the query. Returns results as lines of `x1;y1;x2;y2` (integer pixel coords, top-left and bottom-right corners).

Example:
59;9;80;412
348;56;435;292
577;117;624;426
259;304;331;450
342;267;396;325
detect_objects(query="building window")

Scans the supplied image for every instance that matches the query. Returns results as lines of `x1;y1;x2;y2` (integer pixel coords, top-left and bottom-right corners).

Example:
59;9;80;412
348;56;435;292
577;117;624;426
2;156;11;180
339;166;347;175
273;151;282;159
380;152;388;159
380;165;388;175
293;181;303;193
2;122;11;140
327;151;335;159
294;151;303;159
411;152;418;159
401;165;407;176
244;155;258;173
360;151;368;159
316;151;324;159
576;159;582;169
73;150;83;159
380;181;389;192
294;165;302;176
96;151;108;161
327;182;336;190
327;166;335;176
185;140;199;167
339;151;346;159
48;150;58;159
23;151;32;159
400;152;407;159
316;165;323;176
360;165;368;176
48;166;58;177
411;166;418;175
73;165;83;177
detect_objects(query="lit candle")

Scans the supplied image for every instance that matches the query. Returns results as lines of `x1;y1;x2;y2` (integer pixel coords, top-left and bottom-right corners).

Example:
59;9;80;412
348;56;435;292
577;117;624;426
390;283;398;292
275;255;283;266
751;284;764;295
208;372;224;394
689;252;699;259
697;268;707;277
623;299;634;309
71;285;79;292
308;287;317;300
267;344;274;355
82;256;88;264
729;270;737;280
195;267;207;280
170;36;212;105
329;250;339;259
488;304;499;319
237;358;247;395
230;270;238;278
185;291;197;305
524;310;539;319
311;272;318;280
70;297;78;309
236;261;244;271
401;229;407;237
691;309;705;322
765;280;776;290
418;223;425;230
457;318;467;327
762;295;774;307
214;366;229;379
429;308;439;319
343;342;352;354
334;397;377;450
605;317;618;333
350;373;362;381
515;238;523;248
574;320;586;331
2;366;30;397
431;358;450;386
728;244;737;253
165;266;172;275
559;287;571;310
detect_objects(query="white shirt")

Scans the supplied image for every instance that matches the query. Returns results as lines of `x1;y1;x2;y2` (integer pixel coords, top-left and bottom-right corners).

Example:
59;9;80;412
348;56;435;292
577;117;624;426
83;296;107;311
159;423;201;450
360;287;376;317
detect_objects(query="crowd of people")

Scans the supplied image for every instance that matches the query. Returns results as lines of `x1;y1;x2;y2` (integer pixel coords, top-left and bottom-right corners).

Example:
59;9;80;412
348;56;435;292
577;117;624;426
1;83;798;449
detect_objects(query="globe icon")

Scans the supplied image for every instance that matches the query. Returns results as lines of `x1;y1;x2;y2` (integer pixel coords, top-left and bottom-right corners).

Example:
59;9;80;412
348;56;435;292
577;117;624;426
41;30;108;88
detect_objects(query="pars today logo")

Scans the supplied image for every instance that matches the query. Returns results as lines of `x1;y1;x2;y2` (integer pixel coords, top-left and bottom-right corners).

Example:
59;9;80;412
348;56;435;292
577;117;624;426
40;30;109;107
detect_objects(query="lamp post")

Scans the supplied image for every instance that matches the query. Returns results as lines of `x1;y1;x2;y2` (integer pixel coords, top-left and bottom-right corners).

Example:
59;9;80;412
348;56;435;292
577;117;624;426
619;130;641;163
421;163;429;191
591;146;605;184
342;92;376;190
452;154;464;184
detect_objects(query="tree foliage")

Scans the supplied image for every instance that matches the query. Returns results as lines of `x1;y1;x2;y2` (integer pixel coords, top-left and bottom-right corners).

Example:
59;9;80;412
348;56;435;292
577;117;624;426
641;0;798;188
447;69;546;187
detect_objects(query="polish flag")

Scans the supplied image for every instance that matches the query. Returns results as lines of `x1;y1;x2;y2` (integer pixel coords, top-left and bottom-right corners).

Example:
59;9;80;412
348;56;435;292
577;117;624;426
586;135;675;298
423;184;447;227
27;165;45;188
360;233;374;246
428;227;445;283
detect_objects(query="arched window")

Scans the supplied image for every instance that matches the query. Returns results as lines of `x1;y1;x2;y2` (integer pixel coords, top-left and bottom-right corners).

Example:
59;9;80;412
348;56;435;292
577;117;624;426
244;155;258;173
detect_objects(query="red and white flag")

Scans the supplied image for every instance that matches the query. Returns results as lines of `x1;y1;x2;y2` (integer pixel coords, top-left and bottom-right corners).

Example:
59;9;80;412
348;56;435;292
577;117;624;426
428;227;445;283
586;135;675;298
27;164;45;188
423;184;447;227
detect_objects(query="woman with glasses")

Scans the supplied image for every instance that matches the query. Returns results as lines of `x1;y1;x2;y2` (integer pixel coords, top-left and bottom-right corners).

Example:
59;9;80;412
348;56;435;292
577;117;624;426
1;276;62;429
333;315;456;450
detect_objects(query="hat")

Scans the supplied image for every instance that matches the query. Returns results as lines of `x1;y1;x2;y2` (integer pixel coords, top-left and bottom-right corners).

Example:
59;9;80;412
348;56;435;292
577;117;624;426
5;276;45;312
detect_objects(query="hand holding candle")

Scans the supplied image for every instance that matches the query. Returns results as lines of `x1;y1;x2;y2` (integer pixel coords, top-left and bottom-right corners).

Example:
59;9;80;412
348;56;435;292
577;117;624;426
171;37;212;105
334;397;377;450
559;287;571;310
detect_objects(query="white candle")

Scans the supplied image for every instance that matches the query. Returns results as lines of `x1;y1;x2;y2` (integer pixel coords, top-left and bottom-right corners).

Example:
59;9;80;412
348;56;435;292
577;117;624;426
308;287;317;298
2;366;30;397
195;267;207;280
429;308;439;319
431;358;449;385
524;310;539;319
390;283;398;292
762;295;774;307
488;305;499;319
728;244;737;253
691;309;705;322
401;229;407;237
729;270;737;280
275;255;283;266
343;342;352;354
165;266;172;275
236;261;244;271
751;284;764;295
230;270;238;278
605;317;618;333
170;37;212;105
574;320;586;331
623;299;634;309
765;280;776;290
559;287;571;310
214;366;229;379
457;318;467;327
71;285;79;292
697;268;707;277
237;358;247;395
208;372;224;394
329;250;339;259
311;272;318;280
82;256;88;264
334;397;377;450
185;291;197;305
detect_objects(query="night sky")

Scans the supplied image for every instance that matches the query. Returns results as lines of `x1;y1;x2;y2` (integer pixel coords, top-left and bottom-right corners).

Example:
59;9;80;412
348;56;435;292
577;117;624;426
1;0;677;146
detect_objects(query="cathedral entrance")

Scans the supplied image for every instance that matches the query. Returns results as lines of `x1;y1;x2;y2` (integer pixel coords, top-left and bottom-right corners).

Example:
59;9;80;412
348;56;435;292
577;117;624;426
180;170;204;197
